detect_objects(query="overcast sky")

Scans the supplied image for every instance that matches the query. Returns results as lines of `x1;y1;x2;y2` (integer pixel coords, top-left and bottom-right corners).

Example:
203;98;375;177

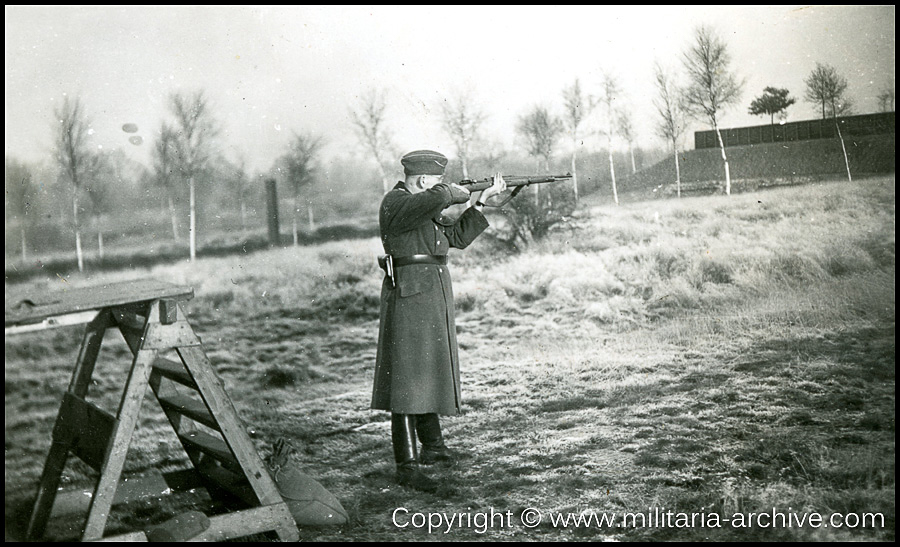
4;5;895;174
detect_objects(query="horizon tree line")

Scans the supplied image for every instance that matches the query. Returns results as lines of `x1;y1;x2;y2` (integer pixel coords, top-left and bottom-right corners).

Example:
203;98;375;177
6;24;888;266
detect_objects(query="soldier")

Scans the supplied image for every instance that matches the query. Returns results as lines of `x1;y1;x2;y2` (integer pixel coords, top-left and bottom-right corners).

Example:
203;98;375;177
372;149;506;492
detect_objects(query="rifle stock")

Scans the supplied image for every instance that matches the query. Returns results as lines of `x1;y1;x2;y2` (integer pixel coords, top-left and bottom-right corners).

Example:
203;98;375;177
457;174;572;192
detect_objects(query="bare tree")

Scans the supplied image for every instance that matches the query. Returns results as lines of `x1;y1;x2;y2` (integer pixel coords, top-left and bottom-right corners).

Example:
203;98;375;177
53;95;91;271
169;90;218;261
82;151;118;261
278;131;325;244
617;109;638;175
517;105;564;205
599;72;621;204
804;63;854;182
152;123;181;241
653;62;686;198
877;82;895;112
681;25;744;195
350;88;393;193
561;78;593;203
804;62;852;119
225;154;251;231
5;156;37;262
517;105;564;172
440;89;486;180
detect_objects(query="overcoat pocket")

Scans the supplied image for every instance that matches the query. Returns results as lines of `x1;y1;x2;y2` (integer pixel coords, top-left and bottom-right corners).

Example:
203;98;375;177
398;269;433;297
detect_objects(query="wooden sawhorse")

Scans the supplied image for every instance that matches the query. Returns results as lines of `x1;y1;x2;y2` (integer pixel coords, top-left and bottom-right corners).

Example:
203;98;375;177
5;279;298;542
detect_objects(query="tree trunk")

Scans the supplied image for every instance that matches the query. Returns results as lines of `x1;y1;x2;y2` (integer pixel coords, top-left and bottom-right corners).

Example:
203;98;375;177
168;194;180;241
629;145;636;174
835;118;852;182
713;120;731;196
98;230;104;261
307;202;315;232
73;191;84;272
189;176;196;261
375;157;390;194
292;195;299;246
672;144;681;198
21;227;27;263
570;148;579;204
607;144;618;205
75;230;84;272
240;200;247;231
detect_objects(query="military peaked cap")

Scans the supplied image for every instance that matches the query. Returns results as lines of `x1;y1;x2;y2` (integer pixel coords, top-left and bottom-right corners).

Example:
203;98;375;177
400;150;448;176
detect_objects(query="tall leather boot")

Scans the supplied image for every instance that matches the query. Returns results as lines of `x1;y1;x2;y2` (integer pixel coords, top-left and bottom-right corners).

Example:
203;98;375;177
392;413;439;492
416;413;465;465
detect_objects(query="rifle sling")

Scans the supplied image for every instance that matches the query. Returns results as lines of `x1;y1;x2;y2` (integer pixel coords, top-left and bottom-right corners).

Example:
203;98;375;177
485;184;526;208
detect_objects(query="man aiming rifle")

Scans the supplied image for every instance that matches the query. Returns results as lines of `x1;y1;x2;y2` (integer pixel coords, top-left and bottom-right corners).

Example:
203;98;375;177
372;149;569;492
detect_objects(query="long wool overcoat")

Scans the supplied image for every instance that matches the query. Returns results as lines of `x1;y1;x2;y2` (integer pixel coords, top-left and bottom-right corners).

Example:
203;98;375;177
371;182;489;415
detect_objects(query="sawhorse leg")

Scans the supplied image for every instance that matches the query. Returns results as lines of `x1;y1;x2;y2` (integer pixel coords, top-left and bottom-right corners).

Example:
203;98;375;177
26;310;112;540
80;347;157;540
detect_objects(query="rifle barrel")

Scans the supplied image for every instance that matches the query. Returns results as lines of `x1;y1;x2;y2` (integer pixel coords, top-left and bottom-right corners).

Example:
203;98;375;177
458;174;571;192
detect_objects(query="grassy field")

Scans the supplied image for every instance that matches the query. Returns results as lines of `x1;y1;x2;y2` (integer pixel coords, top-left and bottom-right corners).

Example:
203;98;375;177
5;176;895;541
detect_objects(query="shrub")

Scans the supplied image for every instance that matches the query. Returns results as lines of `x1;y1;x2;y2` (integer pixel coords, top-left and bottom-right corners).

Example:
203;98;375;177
699;258;734;285
493;182;577;251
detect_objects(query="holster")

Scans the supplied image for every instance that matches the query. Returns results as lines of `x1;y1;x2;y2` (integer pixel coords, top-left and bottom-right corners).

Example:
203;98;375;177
377;254;395;288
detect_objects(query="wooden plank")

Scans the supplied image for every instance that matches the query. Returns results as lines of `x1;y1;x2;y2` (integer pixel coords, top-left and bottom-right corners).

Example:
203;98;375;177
193;504;298;542
117;323;145;355
81;348;156;541
68;310;115;397
158;394;219;430
5;279;193;327
51;469;205;518
52;394;118;472
112;309;148;331
52;472;167;516
159;299;178;324
25;435;71;540
195;462;257;506
4;310;99;334
143;320;201;349
152;357;197;389
90;530;148;542
90;504;298;542
178;345;284;506
178;431;242;474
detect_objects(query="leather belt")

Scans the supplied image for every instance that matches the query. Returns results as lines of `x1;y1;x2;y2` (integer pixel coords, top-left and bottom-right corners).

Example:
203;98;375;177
393;254;448;267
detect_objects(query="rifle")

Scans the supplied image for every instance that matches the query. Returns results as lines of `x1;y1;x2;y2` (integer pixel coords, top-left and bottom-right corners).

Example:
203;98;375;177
457;173;572;206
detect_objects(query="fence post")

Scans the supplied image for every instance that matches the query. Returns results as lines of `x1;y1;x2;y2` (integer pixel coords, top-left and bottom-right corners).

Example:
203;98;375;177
265;178;280;247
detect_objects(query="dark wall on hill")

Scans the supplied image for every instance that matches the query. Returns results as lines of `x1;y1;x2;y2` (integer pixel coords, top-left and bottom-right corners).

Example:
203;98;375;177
627;134;895;191
694;112;896;149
